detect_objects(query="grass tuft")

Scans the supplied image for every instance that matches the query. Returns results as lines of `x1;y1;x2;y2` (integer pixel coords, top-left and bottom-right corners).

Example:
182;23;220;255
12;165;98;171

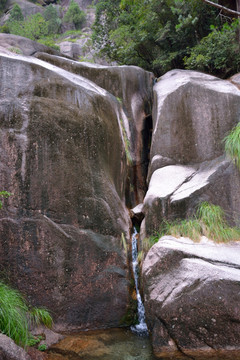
0;282;53;347
142;202;240;256
224;122;240;169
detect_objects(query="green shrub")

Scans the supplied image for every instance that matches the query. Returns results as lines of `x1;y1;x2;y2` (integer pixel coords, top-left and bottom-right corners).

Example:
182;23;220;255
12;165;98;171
63;0;86;29
0;191;11;209
8;13;49;40
37;36;60;51
0;282;52;347
184;20;240;78
8;4;24;22
38;344;47;351
43;4;61;34
224;122;240;169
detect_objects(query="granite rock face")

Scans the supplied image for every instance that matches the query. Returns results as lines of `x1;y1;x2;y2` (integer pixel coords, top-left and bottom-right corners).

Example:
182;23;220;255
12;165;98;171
35;52;155;205
142;236;240;359
0;50;133;330
0;334;31;360
141;70;240;237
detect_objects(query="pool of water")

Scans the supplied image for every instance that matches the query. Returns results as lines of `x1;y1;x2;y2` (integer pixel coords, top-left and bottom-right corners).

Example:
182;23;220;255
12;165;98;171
47;328;158;360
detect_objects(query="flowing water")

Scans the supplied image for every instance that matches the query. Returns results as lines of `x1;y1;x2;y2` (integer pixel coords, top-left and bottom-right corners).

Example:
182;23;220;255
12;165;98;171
130;227;148;336
46;228;157;359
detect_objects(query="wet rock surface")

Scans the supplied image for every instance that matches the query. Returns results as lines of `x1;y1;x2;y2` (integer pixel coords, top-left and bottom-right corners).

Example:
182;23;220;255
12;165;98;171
142;236;240;359
0;50;133;330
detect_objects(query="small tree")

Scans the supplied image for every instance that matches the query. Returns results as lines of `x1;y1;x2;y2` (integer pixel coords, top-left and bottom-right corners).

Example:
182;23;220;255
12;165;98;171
63;0;86;29
43;4;61;34
0;0;7;14
8;4;24;22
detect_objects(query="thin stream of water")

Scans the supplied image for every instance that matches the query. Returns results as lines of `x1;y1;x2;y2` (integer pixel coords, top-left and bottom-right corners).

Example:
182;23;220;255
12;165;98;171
130;227;148;336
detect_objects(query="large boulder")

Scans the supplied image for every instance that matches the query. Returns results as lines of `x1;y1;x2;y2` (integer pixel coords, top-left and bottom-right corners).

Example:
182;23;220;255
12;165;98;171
0;33;60;56
0;51;130;330
142;236;240;359
0;334;31;360
35;52;155;205
141;70;240;237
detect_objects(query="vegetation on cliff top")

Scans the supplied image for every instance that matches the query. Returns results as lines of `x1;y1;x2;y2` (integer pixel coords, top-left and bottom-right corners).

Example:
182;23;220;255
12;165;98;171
224;122;240;169
93;0;240;77
140;202;240;257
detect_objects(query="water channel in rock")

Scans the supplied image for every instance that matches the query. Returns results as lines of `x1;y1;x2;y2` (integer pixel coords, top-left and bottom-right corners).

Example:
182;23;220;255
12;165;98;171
46;228;157;359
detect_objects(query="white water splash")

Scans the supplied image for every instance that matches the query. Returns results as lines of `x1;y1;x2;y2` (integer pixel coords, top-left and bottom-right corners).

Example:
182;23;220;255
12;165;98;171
131;227;148;336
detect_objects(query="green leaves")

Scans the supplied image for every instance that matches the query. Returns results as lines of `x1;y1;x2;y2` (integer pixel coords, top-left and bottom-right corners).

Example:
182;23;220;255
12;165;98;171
92;0;220;75
0;191;11;210
0;281;53;347
63;0;86;30
184;20;240;77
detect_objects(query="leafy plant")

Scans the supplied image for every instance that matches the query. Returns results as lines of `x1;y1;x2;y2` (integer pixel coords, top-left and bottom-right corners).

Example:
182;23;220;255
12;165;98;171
224;122;240;169
63;0;86;30
8;13;49;41
0;282;53;347
92;0;220;76
43;4;61;34
38;344;47;351
0;191;11;209
184;20;240;78
8;4;24;22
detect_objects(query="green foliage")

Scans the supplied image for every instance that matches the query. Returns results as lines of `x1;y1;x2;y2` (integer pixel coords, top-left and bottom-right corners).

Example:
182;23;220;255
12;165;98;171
43;4;61;34
93;0;220;75
30;307;53;328
0;281;52;347
0;282;29;346
0;0;7;14
8;47;22;54
27;335;44;347
0;191;11;210
142;203;240;255
37;36;60;50
38;344;47;351
8;4;24;22
8;13;49;41
63;0;86;29
159;202;240;243
184;20;240;77
224;122;240;169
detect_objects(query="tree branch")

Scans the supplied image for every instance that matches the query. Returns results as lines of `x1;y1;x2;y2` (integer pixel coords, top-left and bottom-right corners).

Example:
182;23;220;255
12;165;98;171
201;0;240;16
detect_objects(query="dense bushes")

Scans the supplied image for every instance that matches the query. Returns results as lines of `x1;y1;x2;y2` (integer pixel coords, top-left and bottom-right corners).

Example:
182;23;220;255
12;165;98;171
184;21;240;78
93;0;240;77
93;0;220;76
0;1;86;44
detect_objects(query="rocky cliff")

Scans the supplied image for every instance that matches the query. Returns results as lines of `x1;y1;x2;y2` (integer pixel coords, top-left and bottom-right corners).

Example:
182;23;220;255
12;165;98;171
1;33;240;359
0;34;153;331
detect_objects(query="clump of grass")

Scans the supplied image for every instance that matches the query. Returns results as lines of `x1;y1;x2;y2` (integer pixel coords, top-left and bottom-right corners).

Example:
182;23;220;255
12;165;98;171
30;307;53;328
0;282;53;347
159;202;240;243
142;202;240;255
0;282;29;346
224;122;240;169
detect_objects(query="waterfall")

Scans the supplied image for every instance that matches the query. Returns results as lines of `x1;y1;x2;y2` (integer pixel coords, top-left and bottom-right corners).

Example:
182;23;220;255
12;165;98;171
131;227;148;336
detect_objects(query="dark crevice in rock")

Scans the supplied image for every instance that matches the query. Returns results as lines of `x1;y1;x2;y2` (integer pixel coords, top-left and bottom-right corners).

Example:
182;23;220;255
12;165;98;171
157;316;195;360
